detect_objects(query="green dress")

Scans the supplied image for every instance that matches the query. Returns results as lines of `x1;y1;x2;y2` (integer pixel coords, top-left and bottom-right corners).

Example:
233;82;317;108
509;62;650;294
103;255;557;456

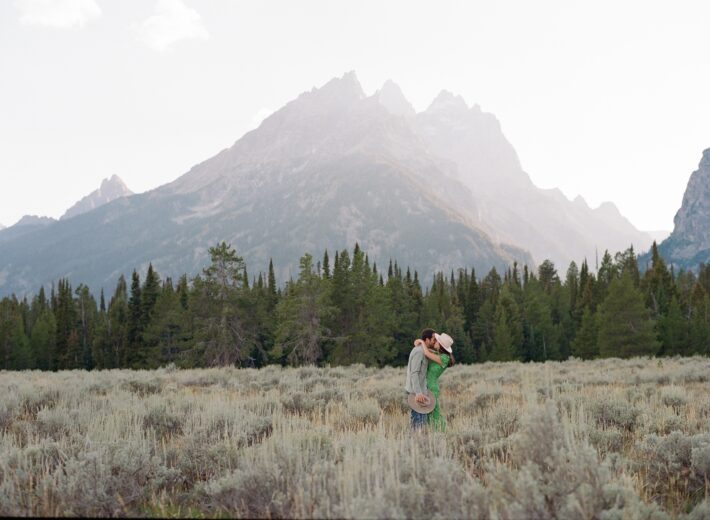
426;353;450;431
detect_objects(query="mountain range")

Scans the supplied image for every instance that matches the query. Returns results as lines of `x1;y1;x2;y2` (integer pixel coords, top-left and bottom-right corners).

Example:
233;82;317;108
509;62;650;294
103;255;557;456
0;72;658;297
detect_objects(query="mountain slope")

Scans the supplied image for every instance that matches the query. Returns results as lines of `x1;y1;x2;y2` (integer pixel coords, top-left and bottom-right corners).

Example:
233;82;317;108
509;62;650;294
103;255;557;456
0;73;529;297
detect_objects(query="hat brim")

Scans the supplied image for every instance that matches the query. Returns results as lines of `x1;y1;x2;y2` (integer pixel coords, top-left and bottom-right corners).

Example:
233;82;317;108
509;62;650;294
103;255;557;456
407;389;436;414
434;333;453;353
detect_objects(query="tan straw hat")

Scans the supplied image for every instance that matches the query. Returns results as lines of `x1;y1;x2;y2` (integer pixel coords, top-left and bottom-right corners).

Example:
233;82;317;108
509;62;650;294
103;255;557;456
434;332;454;353
407;389;436;414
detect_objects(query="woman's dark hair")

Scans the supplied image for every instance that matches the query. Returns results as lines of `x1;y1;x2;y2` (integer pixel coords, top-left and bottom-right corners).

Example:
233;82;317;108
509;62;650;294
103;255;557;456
421;328;436;341
446;351;456;367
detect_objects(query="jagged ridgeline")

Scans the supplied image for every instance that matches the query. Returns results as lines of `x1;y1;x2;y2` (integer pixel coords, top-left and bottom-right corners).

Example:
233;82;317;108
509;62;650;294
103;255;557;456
1;241;709;371
0;72;655;299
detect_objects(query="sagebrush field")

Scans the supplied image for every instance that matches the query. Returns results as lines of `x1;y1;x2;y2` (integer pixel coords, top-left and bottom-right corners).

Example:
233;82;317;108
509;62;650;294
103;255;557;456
1;357;709;518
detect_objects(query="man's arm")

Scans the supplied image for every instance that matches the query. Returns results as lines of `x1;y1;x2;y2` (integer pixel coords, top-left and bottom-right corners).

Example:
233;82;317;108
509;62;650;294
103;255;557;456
409;348;426;395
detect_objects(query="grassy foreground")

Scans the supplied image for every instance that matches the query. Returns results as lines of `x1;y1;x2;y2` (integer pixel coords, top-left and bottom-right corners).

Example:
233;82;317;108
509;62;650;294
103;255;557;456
1;358;709;518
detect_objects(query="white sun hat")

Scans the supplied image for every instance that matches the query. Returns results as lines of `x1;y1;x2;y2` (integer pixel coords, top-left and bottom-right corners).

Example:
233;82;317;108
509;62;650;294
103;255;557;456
434;332;454;353
407;389;436;414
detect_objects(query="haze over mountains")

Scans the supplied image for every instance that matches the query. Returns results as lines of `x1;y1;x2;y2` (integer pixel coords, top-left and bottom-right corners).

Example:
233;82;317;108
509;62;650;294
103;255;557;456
0;72;659;297
377;81;655;267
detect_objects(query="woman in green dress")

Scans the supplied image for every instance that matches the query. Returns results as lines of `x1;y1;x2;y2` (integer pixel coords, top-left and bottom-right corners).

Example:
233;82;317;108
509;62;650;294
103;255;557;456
415;332;455;431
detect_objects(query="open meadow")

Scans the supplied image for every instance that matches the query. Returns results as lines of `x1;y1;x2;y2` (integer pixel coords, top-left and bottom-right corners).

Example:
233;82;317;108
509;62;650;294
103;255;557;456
1;357;710;518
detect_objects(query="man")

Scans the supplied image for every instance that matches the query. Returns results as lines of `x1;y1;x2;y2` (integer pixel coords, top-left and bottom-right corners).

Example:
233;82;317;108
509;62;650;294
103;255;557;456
405;328;437;429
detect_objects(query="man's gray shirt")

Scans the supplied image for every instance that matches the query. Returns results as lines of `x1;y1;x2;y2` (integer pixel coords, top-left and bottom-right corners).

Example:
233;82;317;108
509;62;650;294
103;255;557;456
405;345;427;395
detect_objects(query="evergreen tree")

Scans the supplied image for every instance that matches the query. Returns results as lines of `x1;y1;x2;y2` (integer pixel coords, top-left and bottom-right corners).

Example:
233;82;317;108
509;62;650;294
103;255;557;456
522;277;558;361
596;250;618;303
597;272;659;358
177;274;190;311
143;279;192;367
30;309;56;370
615;246;640;287
658;296;689;356
195;242;255;366
274;254;335;365
126;271;143;367
689;293;710;355
571;307;599;359
141;264;161;328
10;314;33;370
489;305;516;361
55;278;79;369
641;242;675;318
538;260;559;294
267;259;278;311
74;284;96;369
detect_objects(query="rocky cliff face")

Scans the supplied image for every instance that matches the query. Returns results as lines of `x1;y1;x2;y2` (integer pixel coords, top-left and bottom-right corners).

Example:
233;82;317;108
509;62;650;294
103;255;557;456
653;148;710;269
61;175;133;220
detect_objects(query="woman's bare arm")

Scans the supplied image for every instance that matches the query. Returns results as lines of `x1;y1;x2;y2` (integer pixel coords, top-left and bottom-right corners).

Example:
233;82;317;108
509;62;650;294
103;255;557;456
422;346;443;366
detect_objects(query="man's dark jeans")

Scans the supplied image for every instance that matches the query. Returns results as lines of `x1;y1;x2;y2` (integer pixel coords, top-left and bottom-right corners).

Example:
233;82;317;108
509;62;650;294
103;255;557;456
411;408;427;430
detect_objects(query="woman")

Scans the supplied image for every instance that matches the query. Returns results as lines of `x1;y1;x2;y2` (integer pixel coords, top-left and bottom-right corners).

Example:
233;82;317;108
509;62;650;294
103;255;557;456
415;332;454;431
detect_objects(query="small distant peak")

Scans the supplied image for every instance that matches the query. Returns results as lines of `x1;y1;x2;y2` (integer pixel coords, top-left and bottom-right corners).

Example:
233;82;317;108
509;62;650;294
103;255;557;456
701;147;710;167
425;89;469;114
317;70;365;100
376;79;415;117
596;201;622;217
61;175;134;220
573;195;589;208
100;175;132;194
15;215;56;227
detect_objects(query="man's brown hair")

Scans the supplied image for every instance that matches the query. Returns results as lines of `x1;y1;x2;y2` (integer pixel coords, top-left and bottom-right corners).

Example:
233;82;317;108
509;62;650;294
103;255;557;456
420;328;436;341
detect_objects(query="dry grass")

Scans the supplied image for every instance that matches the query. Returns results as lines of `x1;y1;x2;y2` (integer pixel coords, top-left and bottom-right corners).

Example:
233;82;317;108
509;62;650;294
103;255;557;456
1;357;709;518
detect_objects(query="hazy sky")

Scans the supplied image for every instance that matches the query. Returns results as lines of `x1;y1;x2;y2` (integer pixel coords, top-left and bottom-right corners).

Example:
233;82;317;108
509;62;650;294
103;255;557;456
1;0;708;232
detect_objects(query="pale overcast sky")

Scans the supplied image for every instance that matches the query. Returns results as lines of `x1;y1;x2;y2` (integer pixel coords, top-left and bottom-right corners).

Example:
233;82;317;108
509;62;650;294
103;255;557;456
1;0;708;232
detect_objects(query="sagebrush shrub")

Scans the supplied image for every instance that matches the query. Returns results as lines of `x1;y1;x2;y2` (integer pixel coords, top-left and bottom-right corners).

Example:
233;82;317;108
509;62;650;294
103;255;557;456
143;404;183;438
661;386;688;411
590;399;641;431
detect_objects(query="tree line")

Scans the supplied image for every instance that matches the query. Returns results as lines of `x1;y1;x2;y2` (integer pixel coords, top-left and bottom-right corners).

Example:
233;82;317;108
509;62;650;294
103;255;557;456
1;241;709;371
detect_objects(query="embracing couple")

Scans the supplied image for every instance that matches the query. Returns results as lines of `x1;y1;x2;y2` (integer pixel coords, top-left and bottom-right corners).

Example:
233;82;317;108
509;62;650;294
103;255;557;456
405;328;455;431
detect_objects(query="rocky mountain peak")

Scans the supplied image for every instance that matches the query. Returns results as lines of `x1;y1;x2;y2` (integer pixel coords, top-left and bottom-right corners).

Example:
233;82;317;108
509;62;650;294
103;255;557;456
425;90;469;115
61;175;133;220
573;195;589;208
303;70;365;106
100;174;131;195
595;201;622;218
671;148;710;244
701;147;710;168
15;215;56;227
375;79;415;117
